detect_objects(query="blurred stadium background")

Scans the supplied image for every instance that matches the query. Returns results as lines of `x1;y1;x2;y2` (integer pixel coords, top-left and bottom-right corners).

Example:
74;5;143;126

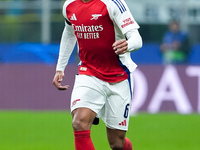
0;0;200;150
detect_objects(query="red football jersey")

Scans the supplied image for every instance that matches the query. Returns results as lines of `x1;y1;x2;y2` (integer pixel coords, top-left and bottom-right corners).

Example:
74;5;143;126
63;0;139;82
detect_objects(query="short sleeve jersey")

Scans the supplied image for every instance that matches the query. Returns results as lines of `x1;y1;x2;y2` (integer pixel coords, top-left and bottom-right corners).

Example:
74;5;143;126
63;0;139;83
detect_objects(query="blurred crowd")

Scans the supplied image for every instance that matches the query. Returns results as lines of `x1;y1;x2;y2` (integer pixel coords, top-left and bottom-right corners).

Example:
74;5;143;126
160;20;190;64
0;0;199;65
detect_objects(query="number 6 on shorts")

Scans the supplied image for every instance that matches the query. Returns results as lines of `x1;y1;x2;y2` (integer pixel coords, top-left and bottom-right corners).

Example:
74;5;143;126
124;104;130;119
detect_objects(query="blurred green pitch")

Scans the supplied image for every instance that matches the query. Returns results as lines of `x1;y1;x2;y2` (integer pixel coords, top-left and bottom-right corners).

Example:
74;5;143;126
0;111;199;150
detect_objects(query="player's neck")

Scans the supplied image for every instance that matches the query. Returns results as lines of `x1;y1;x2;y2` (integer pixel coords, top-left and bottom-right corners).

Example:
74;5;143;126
82;0;93;3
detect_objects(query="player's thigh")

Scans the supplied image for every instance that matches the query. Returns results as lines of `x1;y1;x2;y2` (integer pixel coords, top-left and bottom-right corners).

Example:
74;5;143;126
71;75;106;116
72;107;97;131
104;79;132;131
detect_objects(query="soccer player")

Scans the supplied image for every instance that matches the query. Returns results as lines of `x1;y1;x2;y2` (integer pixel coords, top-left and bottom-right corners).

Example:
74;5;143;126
53;0;142;149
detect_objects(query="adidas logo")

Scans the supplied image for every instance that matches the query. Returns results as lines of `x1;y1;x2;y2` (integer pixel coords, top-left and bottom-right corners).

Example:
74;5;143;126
70;13;77;21
119;120;127;126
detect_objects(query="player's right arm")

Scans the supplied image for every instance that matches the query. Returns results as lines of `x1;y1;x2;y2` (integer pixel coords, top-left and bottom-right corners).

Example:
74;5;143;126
53;22;76;90
53;1;76;90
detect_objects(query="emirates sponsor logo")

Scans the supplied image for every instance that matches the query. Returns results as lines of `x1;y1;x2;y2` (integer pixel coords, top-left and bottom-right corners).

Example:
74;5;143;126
72;24;103;32
72;24;103;39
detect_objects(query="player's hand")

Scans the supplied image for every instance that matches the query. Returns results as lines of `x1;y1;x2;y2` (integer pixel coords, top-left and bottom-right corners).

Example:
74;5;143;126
52;71;69;90
112;39;128;55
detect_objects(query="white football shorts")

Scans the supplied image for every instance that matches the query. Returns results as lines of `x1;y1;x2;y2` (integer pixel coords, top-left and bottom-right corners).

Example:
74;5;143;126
70;74;133;131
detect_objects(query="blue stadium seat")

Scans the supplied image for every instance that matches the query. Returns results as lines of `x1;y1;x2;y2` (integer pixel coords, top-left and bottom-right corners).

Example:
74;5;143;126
188;44;200;64
130;43;163;64
0;43;77;64
0;43;199;65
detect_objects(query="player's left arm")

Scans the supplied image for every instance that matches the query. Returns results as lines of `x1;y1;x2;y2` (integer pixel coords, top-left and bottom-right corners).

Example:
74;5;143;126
113;29;142;55
111;0;142;55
